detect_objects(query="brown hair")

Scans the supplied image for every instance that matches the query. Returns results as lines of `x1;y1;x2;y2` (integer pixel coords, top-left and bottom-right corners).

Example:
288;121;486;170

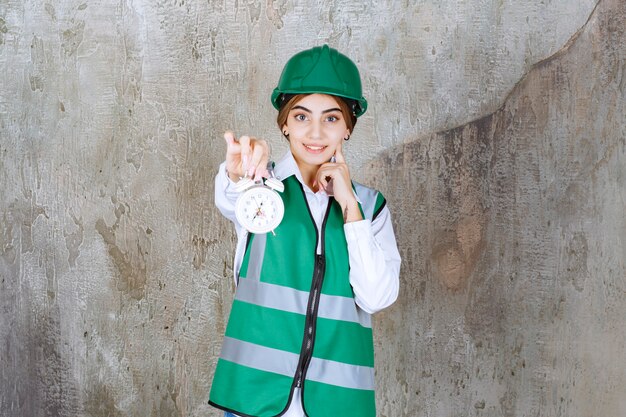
276;94;357;139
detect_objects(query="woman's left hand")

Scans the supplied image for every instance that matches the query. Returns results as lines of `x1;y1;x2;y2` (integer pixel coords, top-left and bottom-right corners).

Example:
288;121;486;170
314;142;363;223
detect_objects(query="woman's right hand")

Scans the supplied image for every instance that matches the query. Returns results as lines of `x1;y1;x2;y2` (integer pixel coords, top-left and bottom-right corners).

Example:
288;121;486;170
223;130;270;182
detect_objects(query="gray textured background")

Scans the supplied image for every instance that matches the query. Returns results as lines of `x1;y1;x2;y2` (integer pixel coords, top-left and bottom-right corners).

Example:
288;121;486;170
1;0;624;416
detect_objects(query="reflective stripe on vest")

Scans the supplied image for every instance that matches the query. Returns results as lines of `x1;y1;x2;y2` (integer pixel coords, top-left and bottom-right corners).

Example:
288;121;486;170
220;337;375;390
209;176;386;417
236;249;372;328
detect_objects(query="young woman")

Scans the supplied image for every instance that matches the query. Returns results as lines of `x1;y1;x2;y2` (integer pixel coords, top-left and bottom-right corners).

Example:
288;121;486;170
210;45;401;417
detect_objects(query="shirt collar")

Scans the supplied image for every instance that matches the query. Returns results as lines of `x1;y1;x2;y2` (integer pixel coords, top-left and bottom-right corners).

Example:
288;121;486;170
273;151;301;183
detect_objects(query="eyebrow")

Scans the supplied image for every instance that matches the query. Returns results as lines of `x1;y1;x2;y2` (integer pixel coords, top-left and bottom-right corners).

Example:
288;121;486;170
291;105;342;114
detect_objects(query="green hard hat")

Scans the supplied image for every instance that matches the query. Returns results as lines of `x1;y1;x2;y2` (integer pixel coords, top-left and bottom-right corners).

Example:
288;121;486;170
271;44;368;117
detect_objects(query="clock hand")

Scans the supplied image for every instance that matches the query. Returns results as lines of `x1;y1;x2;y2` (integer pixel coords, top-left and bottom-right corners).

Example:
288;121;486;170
252;206;264;220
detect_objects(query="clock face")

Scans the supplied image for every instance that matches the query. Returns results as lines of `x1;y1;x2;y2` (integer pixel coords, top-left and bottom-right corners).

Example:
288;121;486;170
235;186;285;234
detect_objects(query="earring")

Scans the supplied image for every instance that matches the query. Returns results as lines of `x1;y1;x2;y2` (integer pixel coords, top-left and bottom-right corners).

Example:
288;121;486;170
344;134;350;141
283;131;289;138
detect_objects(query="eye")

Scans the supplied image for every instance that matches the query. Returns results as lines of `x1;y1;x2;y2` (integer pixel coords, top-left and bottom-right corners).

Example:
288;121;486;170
324;112;343;123
294;113;307;121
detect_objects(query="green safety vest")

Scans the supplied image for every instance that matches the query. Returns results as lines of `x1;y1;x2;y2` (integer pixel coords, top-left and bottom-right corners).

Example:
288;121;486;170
209;175;387;417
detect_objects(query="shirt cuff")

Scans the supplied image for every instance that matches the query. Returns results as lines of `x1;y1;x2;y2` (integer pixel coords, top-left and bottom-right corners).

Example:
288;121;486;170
217;162;241;200
343;218;373;243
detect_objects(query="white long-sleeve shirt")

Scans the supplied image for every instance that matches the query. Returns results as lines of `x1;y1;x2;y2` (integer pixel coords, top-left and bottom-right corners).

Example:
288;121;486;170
214;151;401;416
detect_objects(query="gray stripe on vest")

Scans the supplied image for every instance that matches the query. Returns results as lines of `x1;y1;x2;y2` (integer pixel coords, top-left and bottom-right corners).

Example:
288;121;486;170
244;233;266;281
353;182;378;220
318;293;372;328
307;356;375;391
235;279;372;328
220;336;298;378
220;337;374;391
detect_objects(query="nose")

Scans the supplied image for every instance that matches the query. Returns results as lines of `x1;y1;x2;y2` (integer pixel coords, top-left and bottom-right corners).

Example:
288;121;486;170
309;120;322;141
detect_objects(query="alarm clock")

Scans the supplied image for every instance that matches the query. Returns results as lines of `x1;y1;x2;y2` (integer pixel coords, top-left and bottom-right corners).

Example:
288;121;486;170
234;172;284;234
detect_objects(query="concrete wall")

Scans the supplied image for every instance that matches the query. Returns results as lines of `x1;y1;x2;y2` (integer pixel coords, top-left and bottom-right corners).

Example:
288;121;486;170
365;1;626;416
1;0;623;416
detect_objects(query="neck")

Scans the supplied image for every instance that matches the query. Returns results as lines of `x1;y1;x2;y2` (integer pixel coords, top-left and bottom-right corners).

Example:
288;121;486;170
297;163;320;191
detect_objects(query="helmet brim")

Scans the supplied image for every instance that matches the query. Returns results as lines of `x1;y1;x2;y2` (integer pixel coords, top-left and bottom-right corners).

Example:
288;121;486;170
271;88;367;117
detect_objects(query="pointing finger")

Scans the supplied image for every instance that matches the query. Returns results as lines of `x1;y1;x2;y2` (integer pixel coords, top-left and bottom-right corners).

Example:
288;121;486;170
239;135;251;171
249;139;266;178
224;130;236;145
224;131;241;154
334;140;346;164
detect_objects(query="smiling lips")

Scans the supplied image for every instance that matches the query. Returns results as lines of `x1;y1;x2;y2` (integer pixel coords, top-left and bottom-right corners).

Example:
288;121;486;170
304;144;327;154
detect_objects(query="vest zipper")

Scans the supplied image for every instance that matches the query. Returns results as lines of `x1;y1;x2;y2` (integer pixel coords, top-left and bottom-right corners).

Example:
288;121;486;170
295;254;325;388
293;194;333;390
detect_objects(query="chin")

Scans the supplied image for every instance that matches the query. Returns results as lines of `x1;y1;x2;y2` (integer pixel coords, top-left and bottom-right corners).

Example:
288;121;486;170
303;153;331;165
